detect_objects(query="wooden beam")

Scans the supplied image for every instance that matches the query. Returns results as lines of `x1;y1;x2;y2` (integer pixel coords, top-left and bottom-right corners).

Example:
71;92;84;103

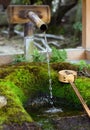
82;0;90;49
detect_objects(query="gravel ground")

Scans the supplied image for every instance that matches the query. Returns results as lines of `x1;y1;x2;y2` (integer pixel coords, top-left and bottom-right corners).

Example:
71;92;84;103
0;35;24;55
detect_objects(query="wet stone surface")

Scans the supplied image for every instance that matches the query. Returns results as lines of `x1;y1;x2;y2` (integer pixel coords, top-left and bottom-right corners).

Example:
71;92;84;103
52;114;90;130
3;122;41;130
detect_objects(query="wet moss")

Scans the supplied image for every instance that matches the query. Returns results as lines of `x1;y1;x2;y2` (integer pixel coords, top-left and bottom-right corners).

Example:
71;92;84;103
75;77;90;105
5;64;50;97
0;62;90;126
0;81;33;125
51;62;78;72
51;75;90;109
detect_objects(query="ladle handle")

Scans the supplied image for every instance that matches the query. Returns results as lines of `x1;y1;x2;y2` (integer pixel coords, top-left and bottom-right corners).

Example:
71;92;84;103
70;81;90;118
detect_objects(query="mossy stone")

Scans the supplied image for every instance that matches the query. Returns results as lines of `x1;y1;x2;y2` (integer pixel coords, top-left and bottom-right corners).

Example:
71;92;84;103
0;62;90;127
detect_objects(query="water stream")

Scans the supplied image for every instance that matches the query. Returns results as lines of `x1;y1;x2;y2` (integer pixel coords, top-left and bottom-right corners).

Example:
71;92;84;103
44;33;53;106
44;32;62;113
26;33;86;129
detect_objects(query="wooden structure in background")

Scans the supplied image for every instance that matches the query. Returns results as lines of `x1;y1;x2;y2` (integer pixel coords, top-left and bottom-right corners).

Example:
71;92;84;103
0;0;90;65
67;0;90;61
82;0;90;49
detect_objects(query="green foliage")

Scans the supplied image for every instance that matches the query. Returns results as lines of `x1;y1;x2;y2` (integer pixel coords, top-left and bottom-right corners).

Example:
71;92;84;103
35;0;43;5
22;0;30;4
33;49;46;62
48;26;66;35
73;21;82;32
32;47;67;63
11;0;30;4
11;0;42;5
12;47;67;64
12;55;26;64
77;60;88;71
50;47;67;62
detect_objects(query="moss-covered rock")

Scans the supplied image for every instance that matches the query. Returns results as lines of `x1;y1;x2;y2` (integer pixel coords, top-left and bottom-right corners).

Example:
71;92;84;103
0;81;32;124
0;62;90;129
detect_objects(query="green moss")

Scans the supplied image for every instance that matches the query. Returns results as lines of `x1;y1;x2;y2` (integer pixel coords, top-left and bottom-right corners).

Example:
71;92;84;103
5;65;49;97
0;81;27;103
51;74;90;108
0;63;51;125
0;62;90;126
0;82;33;125
51;62;78;72
75;77;90;104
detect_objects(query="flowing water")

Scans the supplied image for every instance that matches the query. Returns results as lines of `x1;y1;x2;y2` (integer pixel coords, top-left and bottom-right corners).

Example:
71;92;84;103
26;34;86;129
44;32;63;113
44;33;53;106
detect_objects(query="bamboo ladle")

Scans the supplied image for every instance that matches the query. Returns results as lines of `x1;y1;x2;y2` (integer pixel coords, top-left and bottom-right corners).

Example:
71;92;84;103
58;70;90;118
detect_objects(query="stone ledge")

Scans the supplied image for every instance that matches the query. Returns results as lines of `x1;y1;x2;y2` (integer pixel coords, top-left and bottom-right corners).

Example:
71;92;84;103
65;48;85;60
86;49;90;60
0;48;90;65
52;114;90;130
3;122;41;130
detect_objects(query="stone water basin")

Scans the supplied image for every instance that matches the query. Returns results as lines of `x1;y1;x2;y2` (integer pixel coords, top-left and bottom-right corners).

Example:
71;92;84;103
0;62;90;130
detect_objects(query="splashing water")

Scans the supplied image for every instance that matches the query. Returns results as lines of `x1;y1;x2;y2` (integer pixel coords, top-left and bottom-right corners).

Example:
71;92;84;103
44;33;53;106
45;107;63;113
44;32;63;113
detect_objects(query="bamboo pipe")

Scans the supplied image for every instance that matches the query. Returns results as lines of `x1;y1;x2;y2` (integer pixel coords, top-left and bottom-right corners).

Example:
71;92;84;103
27;11;48;31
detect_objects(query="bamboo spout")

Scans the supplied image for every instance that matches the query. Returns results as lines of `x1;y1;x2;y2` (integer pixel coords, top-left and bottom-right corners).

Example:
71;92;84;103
27;11;47;31
7;5;51;30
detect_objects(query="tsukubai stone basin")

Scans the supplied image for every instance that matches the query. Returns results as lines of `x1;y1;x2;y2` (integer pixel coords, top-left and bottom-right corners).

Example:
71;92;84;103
0;62;90;130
